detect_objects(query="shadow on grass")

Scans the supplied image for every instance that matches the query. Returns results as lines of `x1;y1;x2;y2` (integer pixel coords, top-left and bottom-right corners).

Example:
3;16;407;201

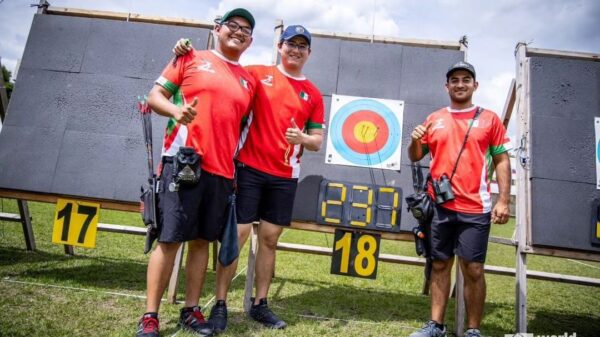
260;275;513;333
528;310;599;337
0;246;149;292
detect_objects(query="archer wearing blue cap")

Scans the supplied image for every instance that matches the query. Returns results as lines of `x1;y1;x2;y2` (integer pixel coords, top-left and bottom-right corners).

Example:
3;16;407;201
280;24;312;46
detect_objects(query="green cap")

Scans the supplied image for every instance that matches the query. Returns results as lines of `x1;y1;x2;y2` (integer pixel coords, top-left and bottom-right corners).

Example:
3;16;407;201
220;8;255;29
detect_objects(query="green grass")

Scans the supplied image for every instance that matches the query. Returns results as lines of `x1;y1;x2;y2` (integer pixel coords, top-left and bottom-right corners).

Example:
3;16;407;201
1;198;599;337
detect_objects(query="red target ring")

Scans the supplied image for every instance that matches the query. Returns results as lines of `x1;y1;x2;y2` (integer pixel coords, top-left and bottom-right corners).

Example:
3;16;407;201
341;110;389;154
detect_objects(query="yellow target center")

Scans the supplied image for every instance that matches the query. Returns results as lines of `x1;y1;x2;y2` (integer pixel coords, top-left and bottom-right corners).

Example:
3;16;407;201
354;121;378;143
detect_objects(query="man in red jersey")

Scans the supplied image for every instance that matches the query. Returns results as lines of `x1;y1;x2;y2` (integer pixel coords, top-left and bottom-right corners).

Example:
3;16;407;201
173;24;324;332
135;8;257;337
407;61;511;337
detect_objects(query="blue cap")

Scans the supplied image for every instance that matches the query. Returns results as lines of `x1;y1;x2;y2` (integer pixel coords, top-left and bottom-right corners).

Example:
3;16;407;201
221;8;255;29
280;25;311;46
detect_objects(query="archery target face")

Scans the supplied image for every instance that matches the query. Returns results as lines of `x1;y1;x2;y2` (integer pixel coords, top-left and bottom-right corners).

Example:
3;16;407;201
325;94;404;170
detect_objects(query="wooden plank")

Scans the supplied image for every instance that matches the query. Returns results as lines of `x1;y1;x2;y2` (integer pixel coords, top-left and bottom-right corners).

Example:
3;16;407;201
290;221;414;242
526;47;599;62
0;189;138;212
0;212;21;222
46;7;214;29
97;223;146;235
489;236;516;246
524;245;600;262
311;30;461;50
277;242;600;287
501;79;516;129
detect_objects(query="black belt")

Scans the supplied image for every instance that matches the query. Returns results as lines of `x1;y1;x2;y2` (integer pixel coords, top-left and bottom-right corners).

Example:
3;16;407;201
162;156;227;179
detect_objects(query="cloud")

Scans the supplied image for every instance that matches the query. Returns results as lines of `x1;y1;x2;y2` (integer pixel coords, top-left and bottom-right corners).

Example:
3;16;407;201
1;0;597;118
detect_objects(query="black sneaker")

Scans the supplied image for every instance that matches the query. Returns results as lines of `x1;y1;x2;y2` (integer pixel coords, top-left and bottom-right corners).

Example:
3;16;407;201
136;313;159;337
179;306;215;336
208;300;228;333
249;297;287;329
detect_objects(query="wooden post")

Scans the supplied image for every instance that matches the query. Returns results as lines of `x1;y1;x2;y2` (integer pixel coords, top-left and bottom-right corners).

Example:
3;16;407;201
243;223;259;313
501;79;516;129
17;200;36;251
459;35;469;61
272;20;284;65
454;263;465;337
514;41;531;333
37;0;50;14
63;245;74;255
421;258;432;295
167;243;185;304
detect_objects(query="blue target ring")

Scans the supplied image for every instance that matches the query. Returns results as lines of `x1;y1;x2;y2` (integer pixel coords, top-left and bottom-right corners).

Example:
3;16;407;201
330;99;401;166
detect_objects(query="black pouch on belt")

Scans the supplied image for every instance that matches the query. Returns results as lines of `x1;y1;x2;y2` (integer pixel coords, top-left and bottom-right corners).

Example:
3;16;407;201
173;146;202;186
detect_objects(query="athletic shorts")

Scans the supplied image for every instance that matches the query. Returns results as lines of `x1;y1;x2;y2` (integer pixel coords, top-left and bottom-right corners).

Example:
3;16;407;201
429;204;491;263
235;163;298;226
156;158;234;243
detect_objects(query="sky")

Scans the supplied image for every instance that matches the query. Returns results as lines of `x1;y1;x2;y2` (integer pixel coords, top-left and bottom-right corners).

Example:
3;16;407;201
1;0;599;121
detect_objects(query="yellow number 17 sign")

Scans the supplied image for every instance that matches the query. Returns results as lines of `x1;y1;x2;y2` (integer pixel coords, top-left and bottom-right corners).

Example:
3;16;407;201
52;198;100;248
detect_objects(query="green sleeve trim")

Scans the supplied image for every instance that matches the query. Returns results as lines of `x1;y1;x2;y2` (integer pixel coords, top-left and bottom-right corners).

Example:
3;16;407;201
156;76;179;96
421;144;429;156
306;121;324;129
490;144;508;156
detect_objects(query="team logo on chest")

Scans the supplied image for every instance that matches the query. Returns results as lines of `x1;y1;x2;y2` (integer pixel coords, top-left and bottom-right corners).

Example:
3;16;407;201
197;59;215;73
240;77;249;90
261;75;273;86
299;90;309;101
431;118;445;130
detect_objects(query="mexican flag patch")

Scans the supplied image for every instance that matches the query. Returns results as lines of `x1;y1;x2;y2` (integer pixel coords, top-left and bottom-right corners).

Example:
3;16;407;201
300;91;309;101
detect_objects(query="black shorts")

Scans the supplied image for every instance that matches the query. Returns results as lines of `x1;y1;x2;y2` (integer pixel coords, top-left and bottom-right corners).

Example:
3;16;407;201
236;164;298;226
429;204;491;263
156;159;233;243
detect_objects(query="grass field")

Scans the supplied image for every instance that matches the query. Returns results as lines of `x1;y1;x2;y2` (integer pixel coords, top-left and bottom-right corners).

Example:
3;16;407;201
1;198;599;337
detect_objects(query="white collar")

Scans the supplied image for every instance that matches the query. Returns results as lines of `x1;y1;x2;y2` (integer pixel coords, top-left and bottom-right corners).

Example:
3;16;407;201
447;105;477;113
277;64;306;80
211;50;240;65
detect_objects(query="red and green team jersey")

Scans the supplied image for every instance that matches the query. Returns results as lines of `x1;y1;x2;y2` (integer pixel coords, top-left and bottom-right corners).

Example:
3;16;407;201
237;65;325;178
155;50;256;179
421;106;511;214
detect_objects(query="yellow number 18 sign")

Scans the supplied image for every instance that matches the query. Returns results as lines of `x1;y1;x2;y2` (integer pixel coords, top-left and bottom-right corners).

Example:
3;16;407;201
52;198;100;248
331;229;381;279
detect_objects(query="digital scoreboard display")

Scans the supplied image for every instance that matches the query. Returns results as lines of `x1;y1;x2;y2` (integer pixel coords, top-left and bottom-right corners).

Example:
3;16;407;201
316;179;402;232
